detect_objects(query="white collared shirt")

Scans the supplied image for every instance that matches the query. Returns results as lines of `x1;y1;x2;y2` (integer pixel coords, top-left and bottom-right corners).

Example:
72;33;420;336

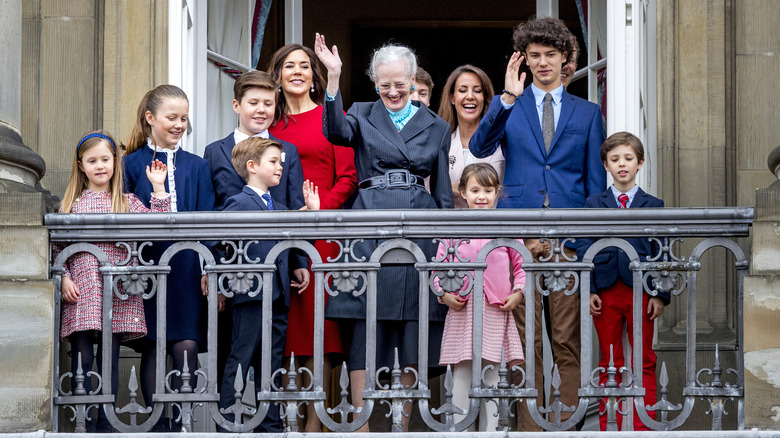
610;184;639;208
246;185;272;208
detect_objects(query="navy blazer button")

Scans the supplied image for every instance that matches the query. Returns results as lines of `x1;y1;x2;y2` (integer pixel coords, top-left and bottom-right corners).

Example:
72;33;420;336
545;165;551;170
378;159;386;166
538;190;544;195
402;160;409;168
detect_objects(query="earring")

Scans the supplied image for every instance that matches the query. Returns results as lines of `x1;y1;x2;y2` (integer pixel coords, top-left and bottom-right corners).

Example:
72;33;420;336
411;84;415;91
277;85;282;92
310;84;315;93
375;87;380;93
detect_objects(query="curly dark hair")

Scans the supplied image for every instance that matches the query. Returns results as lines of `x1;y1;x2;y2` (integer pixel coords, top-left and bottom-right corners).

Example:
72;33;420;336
512;16;576;63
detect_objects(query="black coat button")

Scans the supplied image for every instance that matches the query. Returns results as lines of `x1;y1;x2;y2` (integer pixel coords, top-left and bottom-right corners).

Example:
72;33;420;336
378;159;386;167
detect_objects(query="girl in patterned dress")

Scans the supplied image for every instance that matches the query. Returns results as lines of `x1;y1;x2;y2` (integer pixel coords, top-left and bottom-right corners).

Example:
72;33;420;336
435;163;525;431
54;130;170;430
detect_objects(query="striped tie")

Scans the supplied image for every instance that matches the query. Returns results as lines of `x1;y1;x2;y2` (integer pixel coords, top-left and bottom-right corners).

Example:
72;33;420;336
618;194;629;209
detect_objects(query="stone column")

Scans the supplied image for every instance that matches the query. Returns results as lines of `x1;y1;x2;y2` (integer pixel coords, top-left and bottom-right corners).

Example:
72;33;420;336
744;149;780;428
0;0;53;432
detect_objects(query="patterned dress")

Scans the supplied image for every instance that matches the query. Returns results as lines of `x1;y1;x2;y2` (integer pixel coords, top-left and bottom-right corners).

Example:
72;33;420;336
436;239;526;365
53;190;170;341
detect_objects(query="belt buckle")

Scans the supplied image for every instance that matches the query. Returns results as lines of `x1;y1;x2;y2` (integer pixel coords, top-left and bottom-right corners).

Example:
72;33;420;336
385;169;411;188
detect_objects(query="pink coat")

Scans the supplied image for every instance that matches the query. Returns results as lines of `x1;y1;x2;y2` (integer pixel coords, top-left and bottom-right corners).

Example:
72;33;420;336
434;238;525;304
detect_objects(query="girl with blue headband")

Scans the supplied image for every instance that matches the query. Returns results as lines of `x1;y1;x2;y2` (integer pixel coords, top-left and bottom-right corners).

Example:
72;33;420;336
54;130;170;432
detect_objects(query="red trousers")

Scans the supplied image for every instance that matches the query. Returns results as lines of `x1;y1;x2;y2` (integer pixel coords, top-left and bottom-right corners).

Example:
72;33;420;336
592;279;657;431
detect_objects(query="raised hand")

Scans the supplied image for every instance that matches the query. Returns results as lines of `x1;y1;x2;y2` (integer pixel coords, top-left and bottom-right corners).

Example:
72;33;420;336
502;51;527;104
146;159;169;197
314;33;342;97
314;33;342;74
302;179;320;211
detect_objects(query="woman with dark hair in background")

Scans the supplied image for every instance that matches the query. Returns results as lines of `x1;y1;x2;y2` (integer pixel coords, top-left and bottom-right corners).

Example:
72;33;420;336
438;65;504;208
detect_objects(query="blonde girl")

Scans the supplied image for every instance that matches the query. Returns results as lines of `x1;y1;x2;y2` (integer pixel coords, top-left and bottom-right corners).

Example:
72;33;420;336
55;130;169;432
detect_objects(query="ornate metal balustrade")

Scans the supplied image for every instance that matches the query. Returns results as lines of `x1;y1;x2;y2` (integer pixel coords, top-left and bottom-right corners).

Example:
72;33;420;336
45;207;752;434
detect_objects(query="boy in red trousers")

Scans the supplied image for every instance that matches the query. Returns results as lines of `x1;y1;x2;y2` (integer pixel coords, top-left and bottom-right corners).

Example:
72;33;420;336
577;131;669;430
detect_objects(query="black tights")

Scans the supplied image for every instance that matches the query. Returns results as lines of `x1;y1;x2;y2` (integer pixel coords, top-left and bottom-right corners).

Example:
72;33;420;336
138;340;199;414
69;330;121;419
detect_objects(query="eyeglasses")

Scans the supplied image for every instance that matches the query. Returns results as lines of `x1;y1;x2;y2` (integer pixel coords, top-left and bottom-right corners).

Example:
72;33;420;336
378;82;410;92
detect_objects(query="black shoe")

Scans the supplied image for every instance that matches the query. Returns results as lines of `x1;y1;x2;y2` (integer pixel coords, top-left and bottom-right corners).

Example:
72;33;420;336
151;416;170;433
95;417;115;433
85;418;96;433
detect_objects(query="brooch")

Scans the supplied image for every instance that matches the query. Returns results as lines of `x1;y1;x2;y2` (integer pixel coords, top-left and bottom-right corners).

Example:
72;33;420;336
449;155;456;169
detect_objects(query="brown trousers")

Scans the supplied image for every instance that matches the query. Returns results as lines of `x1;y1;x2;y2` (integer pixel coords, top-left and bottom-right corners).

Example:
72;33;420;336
513;239;580;431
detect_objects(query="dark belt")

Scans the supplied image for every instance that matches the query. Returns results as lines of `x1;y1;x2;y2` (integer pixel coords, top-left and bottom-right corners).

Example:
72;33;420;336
359;169;425;189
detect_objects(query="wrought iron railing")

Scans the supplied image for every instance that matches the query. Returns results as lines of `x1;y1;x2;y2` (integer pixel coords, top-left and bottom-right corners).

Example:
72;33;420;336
46;207;752;433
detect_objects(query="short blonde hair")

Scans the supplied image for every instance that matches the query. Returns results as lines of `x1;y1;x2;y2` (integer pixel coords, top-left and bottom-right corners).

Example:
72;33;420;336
231;137;283;179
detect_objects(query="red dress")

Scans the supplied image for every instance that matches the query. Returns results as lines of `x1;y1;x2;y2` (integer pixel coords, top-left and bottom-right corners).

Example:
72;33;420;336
270;105;357;356
53;190;171;341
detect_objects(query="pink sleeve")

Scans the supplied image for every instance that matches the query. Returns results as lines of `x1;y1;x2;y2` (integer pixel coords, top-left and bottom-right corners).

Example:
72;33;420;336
126;193;171;212
511;239;526;291
433;242;447;291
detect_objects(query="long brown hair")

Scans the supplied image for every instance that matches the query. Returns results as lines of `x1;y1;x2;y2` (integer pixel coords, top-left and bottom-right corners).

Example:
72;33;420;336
267;44;326;128
60;130;128;213
124;85;189;155
437;65;495;133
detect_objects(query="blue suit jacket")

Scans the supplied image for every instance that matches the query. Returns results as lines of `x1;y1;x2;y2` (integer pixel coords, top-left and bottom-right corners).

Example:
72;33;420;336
575;187;670;304
470;88;605;208
221;186;308;308
204;133;305;211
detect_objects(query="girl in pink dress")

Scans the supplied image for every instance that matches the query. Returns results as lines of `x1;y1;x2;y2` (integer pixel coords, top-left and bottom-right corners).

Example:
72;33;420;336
53;131;169;429
435;163;525;431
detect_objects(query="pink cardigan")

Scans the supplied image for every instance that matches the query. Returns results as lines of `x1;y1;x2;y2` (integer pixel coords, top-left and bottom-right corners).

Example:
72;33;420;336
434;239;525;305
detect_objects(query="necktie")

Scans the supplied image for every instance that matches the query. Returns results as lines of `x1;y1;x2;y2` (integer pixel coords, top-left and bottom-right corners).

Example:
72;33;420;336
261;193;275;211
618;193;629;209
542;93;554;153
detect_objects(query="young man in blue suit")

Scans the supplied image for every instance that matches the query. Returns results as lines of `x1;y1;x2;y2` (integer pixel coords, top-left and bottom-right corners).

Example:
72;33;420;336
203;70;307;403
469;17;605;430
216;137;316;432
576;131;666;431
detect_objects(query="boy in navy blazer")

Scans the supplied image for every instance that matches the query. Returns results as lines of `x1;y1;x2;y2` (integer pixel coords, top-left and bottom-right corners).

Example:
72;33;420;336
204;70;306;403
204;70;305;211
469;17;605;429
576;132;668;431
217;137;316;432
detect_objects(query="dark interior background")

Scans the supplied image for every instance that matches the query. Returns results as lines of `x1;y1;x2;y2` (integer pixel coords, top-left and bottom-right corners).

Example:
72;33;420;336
258;0;590;112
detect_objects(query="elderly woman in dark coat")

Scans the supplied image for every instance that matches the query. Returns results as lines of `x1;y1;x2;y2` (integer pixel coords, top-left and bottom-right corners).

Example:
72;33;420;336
314;33;453;431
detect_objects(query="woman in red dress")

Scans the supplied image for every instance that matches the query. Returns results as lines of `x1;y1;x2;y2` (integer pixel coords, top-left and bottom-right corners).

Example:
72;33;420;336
268;43;357;432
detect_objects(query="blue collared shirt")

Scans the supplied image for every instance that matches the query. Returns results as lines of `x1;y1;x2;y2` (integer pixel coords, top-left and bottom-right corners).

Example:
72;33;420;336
610;184;639;208
500;83;564;130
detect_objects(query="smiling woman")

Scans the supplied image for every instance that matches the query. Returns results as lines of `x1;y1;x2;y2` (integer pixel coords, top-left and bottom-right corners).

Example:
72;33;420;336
267;43;358;433
437;65;504;208
313;33;453;432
